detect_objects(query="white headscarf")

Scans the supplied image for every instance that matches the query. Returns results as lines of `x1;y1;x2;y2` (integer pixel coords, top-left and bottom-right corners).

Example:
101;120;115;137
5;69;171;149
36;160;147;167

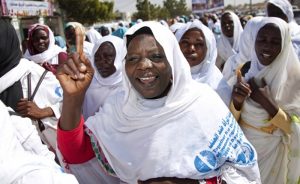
85;21;260;183
0;101;78;184
244;17;300;116
175;19;231;106
266;0;300;59
91;35;124;86
24;24;64;65
222;16;263;81
217;11;243;61
83;35;124;119
241;17;300;184
86;27;102;44
169;22;185;33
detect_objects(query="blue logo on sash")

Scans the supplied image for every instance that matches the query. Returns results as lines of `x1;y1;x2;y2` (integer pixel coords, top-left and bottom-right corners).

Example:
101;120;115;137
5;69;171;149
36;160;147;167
194;113;256;173
194;150;217;173
55;86;62;97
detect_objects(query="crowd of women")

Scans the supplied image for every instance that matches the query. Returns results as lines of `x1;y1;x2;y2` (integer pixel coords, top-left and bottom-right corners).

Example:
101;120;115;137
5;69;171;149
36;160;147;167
1;0;300;183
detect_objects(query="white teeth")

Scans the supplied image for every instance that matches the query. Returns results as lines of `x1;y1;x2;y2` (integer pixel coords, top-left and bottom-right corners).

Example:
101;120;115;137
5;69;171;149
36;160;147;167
139;76;155;81
262;53;271;58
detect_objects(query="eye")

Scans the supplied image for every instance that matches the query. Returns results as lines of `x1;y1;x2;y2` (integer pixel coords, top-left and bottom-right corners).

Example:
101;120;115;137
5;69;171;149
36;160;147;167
194;42;205;49
180;40;189;48
126;56;140;64
271;38;281;46
149;53;165;62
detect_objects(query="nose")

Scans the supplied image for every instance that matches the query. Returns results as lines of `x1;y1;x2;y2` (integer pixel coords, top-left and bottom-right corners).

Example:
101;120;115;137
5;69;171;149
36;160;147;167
187;44;195;52
138;57;153;70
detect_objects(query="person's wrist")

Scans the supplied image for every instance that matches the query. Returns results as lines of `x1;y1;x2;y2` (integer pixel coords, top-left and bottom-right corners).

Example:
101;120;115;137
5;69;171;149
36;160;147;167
261;98;279;117
233;99;243;111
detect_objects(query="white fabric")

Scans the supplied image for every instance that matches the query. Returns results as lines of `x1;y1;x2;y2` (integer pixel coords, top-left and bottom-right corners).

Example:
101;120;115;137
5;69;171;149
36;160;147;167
242;17;300;184
84;21;261;184
266;0;300;60
175;19;231;106
217;11;243;64
222;17;263;82
84;41;95;61
61;157;121;184
86;27;102;44
0;59;63;149
169;22;185;33
83;35;124;119
0;101;78;184
24;24;65;65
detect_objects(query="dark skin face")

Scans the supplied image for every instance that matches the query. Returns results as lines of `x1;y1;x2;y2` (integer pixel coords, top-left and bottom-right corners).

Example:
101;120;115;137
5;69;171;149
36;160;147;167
255;23;282;66
267;3;289;23
94;42;116;78
179;28;207;67
221;13;234;37
125;34;172;99
32;29;49;53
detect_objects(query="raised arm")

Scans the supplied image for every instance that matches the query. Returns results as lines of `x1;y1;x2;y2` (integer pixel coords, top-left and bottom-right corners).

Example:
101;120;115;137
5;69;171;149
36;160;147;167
56;53;94;130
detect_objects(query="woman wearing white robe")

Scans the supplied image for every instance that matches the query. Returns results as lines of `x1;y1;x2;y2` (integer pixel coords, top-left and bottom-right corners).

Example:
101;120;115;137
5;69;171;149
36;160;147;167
222;16;263;83
0;19;62;151
24;24;67;74
175;19;231;106
82;35;124;119
56;21;261;184
0;100;78;184
231;17;300;184
216;11;243;71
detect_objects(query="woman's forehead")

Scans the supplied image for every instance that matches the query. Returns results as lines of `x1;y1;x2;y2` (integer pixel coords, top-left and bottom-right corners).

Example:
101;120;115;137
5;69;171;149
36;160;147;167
127;34;159;50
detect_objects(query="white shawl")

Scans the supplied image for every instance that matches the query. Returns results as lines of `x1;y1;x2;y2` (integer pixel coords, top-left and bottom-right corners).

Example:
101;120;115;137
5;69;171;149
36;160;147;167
175;19;231;106
217;11;243;62
0;59;63;149
0;101;78;184
86;27;102;44
222;17;263;82
83;35;124;119
266;0;300;59
24;24;65;65
243;17;300;184
85;21;260;184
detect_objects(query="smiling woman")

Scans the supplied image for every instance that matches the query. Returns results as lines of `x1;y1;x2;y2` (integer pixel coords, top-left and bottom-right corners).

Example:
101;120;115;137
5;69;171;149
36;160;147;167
56;21;261;184
230;17;300;184
24;24;67;74
175;20;231;106
125;28;172;99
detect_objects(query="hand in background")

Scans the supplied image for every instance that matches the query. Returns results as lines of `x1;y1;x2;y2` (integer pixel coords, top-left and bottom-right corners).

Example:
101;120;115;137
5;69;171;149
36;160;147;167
16;98;54;120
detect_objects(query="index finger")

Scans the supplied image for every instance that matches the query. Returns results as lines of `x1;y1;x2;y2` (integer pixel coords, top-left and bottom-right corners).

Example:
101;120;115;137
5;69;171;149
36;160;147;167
237;70;242;83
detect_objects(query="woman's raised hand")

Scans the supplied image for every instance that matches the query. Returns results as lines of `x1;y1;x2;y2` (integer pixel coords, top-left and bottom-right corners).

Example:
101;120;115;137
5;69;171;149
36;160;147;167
232;70;252;110
56;52;94;130
56;53;94;98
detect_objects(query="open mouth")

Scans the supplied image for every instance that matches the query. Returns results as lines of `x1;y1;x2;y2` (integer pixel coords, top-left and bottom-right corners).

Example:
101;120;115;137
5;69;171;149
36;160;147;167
137;75;158;87
186;53;198;60
262;53;271;59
